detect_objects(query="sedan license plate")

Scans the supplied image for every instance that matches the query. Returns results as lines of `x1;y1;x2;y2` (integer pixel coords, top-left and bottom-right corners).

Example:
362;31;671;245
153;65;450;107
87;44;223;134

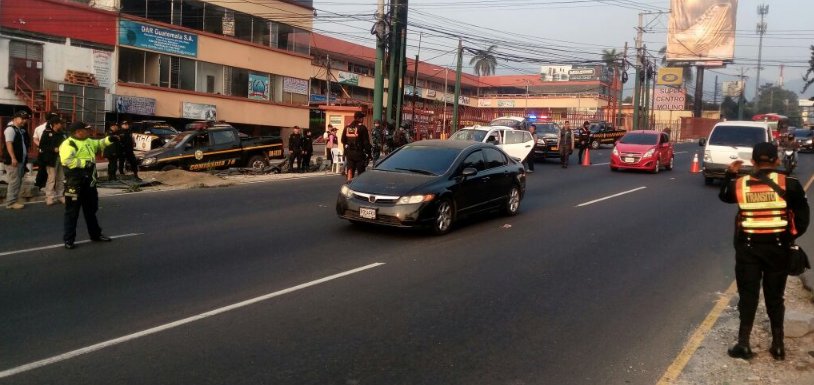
359;207;377;220
624;157;635;163
551;146;558;151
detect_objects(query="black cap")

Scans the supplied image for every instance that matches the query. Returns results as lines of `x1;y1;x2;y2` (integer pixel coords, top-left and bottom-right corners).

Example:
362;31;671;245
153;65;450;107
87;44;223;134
13;110;30;119
48;115;64;125
752;142;778;163
354;111;366;119
69;121;91;133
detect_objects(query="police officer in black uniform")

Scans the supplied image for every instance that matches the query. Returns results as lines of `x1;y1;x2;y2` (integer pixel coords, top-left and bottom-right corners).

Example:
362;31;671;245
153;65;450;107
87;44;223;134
342;111;371;182
287;126;303;173
118;121;141;181
719;142;809;360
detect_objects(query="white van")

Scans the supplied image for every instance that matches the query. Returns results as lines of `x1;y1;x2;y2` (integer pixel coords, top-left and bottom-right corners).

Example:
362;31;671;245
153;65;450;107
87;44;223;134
699;121;775;185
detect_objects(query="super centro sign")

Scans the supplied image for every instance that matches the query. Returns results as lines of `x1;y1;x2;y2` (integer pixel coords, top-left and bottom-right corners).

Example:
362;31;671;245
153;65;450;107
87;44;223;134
653;88;687;111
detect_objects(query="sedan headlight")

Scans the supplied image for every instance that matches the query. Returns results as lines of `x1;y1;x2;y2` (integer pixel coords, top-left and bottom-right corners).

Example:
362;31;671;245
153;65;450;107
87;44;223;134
141;157;157;166
806;139;812;144
397;194;435;204
340;184;354;198
643;148;655;158
612;146;619;156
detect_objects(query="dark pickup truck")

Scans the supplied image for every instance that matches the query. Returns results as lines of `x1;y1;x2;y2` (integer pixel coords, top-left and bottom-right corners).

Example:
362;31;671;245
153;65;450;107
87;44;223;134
138;124;284;171
586;121;626;149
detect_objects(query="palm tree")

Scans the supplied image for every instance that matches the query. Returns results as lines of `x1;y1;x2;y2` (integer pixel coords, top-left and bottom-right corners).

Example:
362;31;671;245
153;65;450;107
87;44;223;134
658;46;694;87
469;45;498;77
803;45;814;93
602;48;623;122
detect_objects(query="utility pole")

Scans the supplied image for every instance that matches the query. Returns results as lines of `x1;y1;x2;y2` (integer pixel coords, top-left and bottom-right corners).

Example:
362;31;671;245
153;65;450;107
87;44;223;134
410;33;422;129
372;0;386;122
694;66;705;117
386;0;401;123
395;29;407;129
617;41;628;127
326;54;331;106
754;4;768;113
452;38;463;133
713;75;719;106
642;50;651;129
737;67;748;120
632;13;643;129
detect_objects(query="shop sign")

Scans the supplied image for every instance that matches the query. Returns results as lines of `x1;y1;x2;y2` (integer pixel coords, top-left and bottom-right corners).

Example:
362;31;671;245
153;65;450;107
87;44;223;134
497;100;515;108
653;87;686;111
182;102;217;120
337;71;360;86
426;89;437;98
92;50;112;89
115;95;156;116
119;19;198;57
478;99;493;107
248;73;270;101
283;77;309;95
459;96;470;105
404;85;423;96
568;66;596;81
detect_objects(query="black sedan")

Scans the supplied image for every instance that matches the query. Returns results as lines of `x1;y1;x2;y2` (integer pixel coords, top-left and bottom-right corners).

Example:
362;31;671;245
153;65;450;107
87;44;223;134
336;140;526;234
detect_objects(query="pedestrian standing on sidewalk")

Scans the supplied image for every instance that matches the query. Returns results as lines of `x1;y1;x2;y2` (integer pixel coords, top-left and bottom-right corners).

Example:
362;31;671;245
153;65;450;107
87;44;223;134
719;142;809;360
39;116;68;205
301;129;314;173
118;121;141;181
60;121;117;249
32;113;57;189
325;125;338;166
559;121;574;168
371;120;384;162
287;126;303;173
3;110;31;209
103;122;123;181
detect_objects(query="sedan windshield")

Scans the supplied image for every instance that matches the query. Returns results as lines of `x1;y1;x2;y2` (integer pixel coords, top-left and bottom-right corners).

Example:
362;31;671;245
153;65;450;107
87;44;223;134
376;146;461;176
490;119;523;129
449;129;487;142
165;133;191;148
709;126;767;147
535;123;559;135
619;133;658;145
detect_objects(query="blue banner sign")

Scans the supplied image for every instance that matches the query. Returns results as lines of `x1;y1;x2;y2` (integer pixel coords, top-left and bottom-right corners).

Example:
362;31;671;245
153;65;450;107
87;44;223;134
119;19;198;57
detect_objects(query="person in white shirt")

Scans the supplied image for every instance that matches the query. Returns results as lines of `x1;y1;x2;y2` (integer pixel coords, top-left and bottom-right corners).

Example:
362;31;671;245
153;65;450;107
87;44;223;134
3;110;31;209
32;117;50;188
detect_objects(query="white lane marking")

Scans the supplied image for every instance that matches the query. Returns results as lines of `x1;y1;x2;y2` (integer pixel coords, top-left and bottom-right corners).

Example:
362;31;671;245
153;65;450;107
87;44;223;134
804;174;814;192
592;162;610;166
0;262;386;379
0;233;143;257
576;186;647;207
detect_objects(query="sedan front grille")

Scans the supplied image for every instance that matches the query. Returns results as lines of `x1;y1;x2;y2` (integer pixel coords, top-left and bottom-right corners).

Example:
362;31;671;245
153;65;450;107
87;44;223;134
351;192;400;204
620;152;642;163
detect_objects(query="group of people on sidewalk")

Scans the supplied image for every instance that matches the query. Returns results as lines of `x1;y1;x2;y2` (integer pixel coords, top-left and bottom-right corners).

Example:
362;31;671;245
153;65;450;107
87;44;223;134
3;111;120;249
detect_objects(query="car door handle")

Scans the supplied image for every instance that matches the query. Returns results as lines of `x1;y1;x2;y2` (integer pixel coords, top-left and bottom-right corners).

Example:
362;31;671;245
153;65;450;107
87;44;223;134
482;177;491;182
525;145;531;148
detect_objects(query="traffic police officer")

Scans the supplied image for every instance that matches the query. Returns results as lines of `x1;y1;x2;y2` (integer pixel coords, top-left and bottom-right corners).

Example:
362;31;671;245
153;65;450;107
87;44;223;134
719;142;809;360
60;121;117;249
342;111;371;182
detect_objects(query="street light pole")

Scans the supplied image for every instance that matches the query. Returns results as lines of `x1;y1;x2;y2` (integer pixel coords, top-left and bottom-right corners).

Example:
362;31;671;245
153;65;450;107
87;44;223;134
442;68;448;137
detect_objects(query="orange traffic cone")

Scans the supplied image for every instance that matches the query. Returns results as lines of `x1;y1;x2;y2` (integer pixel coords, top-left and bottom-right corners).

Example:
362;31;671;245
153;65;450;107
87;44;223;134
581;148;591;166
690;153;701;173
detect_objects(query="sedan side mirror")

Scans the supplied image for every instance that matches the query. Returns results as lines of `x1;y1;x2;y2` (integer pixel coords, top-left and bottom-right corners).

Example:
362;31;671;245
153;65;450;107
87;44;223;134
699;138;706;146
462;167;478;177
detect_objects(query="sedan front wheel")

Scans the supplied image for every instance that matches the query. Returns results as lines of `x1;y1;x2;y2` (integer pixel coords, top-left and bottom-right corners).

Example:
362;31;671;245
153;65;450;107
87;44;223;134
503;185;521;216
433;198;454;235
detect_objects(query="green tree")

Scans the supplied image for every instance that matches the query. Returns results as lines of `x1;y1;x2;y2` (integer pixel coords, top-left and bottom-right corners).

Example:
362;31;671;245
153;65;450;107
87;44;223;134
754;84;801;118
469;45;498;77
803;45;814;93
657;46;694;88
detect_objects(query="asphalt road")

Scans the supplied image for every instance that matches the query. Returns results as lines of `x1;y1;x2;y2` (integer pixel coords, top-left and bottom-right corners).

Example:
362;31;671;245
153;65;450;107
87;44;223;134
1;142;812;384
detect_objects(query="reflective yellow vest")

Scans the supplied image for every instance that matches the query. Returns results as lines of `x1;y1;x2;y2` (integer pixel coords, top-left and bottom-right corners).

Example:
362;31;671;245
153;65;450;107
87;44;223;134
735;173;789;234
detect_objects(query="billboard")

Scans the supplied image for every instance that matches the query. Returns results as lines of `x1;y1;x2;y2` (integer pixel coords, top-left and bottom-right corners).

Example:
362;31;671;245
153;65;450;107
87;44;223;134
248;73;270;101
667;0;737;62
653;88;687;111
723;80;745;98
182;102;217;120
119;19;198;57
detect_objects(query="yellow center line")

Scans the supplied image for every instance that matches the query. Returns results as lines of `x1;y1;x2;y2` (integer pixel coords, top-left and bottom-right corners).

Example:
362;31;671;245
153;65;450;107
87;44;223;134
658;170;814;384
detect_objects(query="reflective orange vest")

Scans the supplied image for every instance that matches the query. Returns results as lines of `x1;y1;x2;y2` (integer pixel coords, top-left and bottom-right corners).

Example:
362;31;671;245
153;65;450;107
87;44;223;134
735;173;790;235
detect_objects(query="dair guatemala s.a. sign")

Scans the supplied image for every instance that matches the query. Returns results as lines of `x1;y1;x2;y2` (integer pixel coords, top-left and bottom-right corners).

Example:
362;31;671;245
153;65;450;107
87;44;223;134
119;19;198;57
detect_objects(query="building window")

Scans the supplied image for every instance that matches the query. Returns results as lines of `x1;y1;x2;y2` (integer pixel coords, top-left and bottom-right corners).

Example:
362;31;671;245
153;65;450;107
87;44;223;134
146;0;172;25
234;12;253;42
203;3;225;35
253;19;271;46
121;0;146;18
181;0;204;30
225;67;249;97
118;47;146;83
197;62;224;94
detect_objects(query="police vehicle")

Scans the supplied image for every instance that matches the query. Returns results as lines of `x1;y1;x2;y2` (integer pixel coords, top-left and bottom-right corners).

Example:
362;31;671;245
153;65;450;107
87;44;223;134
139;123;284;172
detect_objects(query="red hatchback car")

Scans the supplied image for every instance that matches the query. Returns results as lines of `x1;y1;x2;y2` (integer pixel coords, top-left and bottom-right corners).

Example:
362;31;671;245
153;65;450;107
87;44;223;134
610;130;674;173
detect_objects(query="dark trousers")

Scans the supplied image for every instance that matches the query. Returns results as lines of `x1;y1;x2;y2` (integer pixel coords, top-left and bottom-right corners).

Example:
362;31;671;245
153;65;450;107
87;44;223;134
288;151;302;172
734;242;788;330
560;151;570;166
301;152;312;172
63;184;101;243
35;158;48;188
106;156;119;180
578;147;587;164
121;152;139;177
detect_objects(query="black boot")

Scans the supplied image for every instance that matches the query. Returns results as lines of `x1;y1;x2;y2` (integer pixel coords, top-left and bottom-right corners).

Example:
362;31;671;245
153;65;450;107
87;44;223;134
727;324;754;359
770;328;785;360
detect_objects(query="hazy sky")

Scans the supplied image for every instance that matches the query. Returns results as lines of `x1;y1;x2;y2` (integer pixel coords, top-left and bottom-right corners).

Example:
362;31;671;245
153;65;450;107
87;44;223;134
312;0;814;101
